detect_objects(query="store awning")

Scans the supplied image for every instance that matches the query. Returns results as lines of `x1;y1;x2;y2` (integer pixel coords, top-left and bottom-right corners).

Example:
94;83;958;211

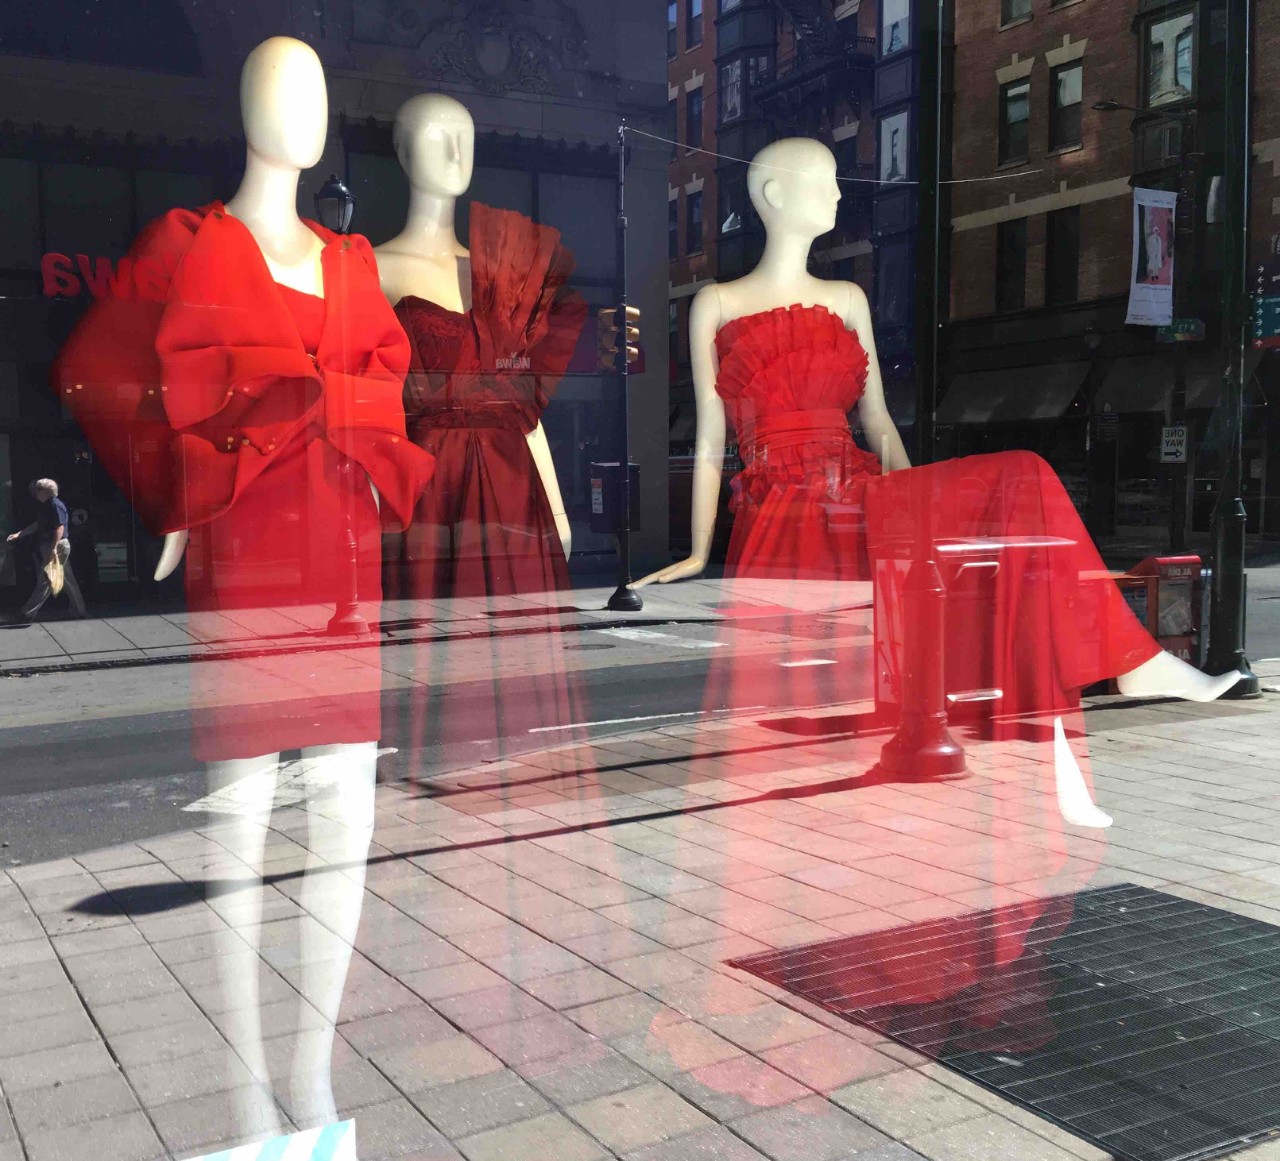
935;361;1090;425
1094;353;1227;414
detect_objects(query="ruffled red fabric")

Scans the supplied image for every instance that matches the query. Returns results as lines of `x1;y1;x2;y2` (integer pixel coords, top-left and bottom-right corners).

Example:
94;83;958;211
52;203;434;534
399;202;587;435
715;303;869;428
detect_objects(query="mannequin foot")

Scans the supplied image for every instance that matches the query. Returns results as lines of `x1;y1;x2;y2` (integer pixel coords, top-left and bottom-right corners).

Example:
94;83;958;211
1116;651;1240;703
1054;717;1112;829
232;1083;284;1143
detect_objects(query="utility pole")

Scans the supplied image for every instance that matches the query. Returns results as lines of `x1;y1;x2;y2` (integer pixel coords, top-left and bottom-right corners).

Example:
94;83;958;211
1206;0;1260;696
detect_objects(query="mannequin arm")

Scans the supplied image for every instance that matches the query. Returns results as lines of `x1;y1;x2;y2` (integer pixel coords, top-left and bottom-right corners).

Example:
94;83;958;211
846;283;911;472
155;530;188;581
634;285;724;587
526;422;571;559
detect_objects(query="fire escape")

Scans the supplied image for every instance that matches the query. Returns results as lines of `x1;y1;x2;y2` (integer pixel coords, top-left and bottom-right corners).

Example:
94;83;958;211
753;0;874;132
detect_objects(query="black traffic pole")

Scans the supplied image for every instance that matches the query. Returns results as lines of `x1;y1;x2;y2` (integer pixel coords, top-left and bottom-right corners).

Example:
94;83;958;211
1169;109;1192;556
608;120;643;613
1206;0;1260;696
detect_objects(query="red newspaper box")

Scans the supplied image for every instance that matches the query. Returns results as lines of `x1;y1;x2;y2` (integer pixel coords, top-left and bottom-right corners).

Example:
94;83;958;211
1126;554;1203;664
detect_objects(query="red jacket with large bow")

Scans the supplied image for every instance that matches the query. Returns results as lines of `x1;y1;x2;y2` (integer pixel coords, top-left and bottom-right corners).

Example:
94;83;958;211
51;202;434;534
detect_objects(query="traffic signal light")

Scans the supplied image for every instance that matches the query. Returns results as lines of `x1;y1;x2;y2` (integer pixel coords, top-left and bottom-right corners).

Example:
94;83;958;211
597;305;641;372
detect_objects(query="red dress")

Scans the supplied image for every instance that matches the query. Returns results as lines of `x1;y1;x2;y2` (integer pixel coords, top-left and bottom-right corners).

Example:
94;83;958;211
386;204;588;777
52;204;434;761
392;203;587;600
694;304;1162;1030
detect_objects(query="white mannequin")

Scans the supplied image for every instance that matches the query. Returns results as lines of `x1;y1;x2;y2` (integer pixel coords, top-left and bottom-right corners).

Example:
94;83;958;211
153;38;375;1141
635;137;1236;826
373;93;572;559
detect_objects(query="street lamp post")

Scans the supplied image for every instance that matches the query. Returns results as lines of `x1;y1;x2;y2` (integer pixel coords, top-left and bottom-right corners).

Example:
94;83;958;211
1093;100;1191;556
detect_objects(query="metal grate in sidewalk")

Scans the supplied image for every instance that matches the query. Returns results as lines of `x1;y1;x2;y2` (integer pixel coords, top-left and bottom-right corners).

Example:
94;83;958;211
729;883;1280;1161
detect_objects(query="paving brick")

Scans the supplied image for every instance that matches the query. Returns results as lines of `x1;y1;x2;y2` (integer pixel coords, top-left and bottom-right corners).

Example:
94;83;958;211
401;960;510;1002
340;1004;458;1055
371;1034;505;1092
730;1095;891;1161
830;1069;987;1141
0;1039;118;1095
908;1112;1087;1161
0;1009;99;1060
350;1097;464;1158
22;1109;164;1161
149;1085;283;1155
622;1126;772;1161
567;1081;714;1153
611;1018;743;1078
469;1012;603;1067
409;1069;552;1138
123;1048;257;1107
8;1070;138;1135
517;1048;653;1105
430;984;552;1033
519;965;633;1010
106;1015;227;1068
564;992;669;1038
704;1005;829;1054
666;1056;811;1122
457;1111;609;1161
759;1032;901;1092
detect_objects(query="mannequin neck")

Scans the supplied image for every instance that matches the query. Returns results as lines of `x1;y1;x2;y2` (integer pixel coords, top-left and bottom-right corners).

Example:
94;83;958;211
225;150;307;242
751;227;818;287
396;189;464;257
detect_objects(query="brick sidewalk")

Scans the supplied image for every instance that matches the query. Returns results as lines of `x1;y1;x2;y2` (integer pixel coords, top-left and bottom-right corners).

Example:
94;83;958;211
1;675;1279;1161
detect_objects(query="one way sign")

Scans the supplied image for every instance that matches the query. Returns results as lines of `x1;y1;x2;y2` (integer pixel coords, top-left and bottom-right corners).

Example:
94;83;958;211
1160;424;1188;464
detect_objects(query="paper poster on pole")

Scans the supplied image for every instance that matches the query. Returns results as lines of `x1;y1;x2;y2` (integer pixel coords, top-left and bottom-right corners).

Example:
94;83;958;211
1126;187;1177;326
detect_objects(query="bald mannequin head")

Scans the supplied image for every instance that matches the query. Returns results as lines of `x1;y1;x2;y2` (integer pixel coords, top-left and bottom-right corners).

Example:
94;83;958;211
393;93;475;198
747;138;840;238
239;37;327;171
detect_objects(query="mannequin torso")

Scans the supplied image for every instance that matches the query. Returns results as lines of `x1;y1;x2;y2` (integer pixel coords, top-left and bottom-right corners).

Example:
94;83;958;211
374;92;572;561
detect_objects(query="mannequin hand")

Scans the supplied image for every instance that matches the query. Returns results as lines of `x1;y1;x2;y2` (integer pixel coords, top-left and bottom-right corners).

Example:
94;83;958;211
155;530;188;581
5;532;19;543
632;554;707;588
554;511;571;560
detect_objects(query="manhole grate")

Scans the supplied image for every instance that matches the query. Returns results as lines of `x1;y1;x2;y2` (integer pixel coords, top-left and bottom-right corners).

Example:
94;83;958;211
729;884;1280;1161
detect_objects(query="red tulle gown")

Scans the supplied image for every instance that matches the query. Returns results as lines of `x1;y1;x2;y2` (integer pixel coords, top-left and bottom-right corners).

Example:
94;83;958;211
689;304;1162;1048
386;204;589;772
52;204;433;761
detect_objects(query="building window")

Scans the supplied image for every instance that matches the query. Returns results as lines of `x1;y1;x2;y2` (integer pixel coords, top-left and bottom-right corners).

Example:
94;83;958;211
996;218;1027;311
669;300;680;371
720;176;745;233
720;0;741;11
1146;11;1194;108
687;0;703;49
669;97;679;158
881;0;909;56
687;190;704;253
669;198;679;260
667;0;677;59
1049;63;1083;150
686;89;703;153
1001;0;1031;23
999;79;1031;165
1045;206;1080;306
720;59;743;122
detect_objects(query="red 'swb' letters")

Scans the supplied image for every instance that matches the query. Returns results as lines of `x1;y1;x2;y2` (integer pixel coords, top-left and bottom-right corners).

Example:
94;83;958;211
41;253;168;301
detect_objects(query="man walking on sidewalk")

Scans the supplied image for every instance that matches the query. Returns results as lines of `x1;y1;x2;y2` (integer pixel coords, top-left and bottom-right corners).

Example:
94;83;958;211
6;478;87;622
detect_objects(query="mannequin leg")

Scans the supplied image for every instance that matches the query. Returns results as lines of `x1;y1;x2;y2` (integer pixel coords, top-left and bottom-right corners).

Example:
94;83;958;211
1052;716;1112;829
204;753;285;1141
288;740;378;1127
1117;651;1240;702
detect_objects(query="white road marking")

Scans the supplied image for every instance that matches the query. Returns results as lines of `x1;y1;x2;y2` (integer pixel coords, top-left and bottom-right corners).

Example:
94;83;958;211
594;627;726;649
528;706;766;734
778;658;837;668
182;749;396;815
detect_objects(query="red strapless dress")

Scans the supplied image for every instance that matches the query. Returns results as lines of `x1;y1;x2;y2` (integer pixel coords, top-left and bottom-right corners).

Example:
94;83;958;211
386;204;589;778
391;203;587;600
637;305;1164;1075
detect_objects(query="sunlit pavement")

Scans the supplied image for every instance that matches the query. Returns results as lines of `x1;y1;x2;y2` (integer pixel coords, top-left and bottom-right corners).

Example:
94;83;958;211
1;662;1278;1160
